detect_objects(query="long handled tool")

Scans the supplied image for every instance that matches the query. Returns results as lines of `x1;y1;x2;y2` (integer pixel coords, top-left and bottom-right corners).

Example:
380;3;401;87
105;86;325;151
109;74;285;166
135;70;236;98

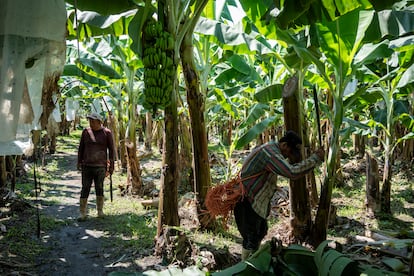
110;174;113;202
34;156;41;238
312;86;322;146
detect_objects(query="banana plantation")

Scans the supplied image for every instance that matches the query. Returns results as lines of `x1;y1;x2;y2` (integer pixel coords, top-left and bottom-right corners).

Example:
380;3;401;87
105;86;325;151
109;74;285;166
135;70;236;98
1;0;414;275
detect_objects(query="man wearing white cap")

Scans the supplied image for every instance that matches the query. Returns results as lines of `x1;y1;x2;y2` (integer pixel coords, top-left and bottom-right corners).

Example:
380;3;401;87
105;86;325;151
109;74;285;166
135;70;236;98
77;112;115;220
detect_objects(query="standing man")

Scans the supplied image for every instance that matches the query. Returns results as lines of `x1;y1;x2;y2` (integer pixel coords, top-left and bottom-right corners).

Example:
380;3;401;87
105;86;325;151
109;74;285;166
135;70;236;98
77;112;115;220
235;130;325;260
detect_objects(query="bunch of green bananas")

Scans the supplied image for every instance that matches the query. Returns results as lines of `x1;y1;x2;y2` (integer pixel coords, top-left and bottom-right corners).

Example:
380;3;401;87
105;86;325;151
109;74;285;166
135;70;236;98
142;19;175;113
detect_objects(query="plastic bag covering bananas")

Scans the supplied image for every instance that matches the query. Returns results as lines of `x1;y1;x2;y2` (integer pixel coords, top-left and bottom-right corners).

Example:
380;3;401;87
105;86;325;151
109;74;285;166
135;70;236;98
142;19;175;113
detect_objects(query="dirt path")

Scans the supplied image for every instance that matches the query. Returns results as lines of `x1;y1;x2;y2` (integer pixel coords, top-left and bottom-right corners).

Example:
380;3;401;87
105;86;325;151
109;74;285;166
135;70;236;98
35;152;160;276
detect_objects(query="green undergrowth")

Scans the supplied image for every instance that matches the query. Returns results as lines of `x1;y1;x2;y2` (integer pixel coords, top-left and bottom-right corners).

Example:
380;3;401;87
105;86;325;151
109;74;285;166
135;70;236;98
0;205;66;264
100;196;158;250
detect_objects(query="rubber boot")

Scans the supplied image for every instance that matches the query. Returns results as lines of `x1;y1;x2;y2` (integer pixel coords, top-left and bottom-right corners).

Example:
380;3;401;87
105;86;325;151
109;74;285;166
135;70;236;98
241;248;252;261
78;198;88;221
96;196;105;218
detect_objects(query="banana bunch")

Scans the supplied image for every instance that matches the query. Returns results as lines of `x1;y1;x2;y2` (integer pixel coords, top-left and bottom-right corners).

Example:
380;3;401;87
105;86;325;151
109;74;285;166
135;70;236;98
142;19;175;113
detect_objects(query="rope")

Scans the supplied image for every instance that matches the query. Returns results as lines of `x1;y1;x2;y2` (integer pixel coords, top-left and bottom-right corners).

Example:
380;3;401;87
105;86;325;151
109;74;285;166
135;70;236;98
205;171;265;224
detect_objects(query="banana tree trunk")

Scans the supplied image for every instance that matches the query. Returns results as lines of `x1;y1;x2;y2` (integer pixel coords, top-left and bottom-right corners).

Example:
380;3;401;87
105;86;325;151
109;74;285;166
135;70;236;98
126;140;142;195
282;74;312;242
0;157;6;188
178;114;194;192
126;69;142;194
156;80;180;236
311;90;343;246
145;112;153;152
353;115;366;158
156;13;180;240
7;156;16;192
117;99;128;171
31;130;42;161
380;92;394;214
180;31;212;209
366;151;380;217
380;144;392;213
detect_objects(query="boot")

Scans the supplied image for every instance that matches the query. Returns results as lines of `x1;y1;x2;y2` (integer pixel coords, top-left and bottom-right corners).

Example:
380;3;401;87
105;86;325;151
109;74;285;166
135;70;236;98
78;198;88;221
241;248;252;261
96;196;105;218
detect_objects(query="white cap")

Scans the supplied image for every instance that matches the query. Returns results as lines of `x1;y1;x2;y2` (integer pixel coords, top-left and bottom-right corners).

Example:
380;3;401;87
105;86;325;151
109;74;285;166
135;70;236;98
86;112;103;122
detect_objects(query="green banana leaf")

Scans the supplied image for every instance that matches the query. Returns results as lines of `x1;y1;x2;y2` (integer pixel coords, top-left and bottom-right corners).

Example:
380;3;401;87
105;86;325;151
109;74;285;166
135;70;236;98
66;9;136;40
215;68;250;85
397;62;414;88
316;10;375;85
254;84;283;103
63;64;108;87
213;243;273;275
195;17;274;55
248;0;404;30
382;257;406;272
315;241;360;276
76;58;123;80
365;10;414;42
128;5;156;58
228;55;261;82
280;244;317;275
65;0;138;15
353;41;394;67
240;103;270;128
235;116;277;149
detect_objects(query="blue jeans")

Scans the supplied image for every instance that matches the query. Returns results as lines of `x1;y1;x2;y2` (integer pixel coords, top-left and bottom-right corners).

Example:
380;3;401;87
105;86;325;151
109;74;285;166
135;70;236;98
81;166;106;198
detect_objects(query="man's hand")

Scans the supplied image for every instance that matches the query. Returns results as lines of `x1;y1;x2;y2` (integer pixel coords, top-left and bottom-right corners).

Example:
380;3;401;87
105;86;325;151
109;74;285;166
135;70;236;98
108;161;114;175
315;147;325;162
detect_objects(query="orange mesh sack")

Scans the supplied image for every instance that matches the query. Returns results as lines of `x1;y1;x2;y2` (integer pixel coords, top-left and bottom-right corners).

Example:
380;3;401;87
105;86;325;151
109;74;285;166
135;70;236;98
205;174;245;221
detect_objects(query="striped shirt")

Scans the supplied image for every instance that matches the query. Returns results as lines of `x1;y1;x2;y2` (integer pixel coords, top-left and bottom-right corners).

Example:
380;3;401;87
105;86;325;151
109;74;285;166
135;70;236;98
240;140;322;219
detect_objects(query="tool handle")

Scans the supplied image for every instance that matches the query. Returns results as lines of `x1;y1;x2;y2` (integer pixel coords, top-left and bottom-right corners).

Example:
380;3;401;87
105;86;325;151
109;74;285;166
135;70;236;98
313;86;322;147
110;175;113;202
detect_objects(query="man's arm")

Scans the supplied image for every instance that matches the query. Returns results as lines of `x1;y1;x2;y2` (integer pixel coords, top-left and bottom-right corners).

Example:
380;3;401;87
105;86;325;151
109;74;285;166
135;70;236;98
264;147;323;180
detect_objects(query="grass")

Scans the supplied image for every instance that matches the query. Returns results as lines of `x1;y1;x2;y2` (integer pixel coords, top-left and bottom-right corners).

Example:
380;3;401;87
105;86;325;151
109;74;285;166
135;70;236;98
0;207;67;263
101;196;158;249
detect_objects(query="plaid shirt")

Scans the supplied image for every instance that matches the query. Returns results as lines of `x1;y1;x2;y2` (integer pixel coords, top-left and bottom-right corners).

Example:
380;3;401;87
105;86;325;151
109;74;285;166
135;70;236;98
240;140;322;219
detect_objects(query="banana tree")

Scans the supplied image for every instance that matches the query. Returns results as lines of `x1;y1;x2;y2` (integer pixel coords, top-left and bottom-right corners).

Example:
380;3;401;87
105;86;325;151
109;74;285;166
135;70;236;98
127;0;214;236
206;53;267;180
293;10;375;245
349;40;414;213
105;35;144;195
178;0;212;226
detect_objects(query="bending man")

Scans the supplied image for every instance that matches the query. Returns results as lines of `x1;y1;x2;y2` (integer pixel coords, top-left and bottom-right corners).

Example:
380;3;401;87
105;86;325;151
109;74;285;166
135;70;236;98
235;130;325;260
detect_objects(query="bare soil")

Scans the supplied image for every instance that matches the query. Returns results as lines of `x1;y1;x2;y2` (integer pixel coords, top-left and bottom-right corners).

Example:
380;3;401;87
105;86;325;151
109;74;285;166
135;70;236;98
34;152;163;276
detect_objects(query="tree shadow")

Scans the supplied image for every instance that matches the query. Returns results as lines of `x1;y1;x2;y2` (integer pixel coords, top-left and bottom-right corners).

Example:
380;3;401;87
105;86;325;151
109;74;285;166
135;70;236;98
36;208;160;275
